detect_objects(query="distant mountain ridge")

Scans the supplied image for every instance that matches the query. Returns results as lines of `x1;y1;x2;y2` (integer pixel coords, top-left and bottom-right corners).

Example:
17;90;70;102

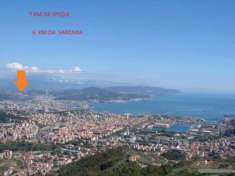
0;75;179;102
0;75;135;91
53;86;179;102
106;86;179;96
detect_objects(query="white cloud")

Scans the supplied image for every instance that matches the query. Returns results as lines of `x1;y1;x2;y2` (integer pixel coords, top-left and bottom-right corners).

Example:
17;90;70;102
73;66;82;72
6;62;25;70
30;66;40;72
6;62;81;74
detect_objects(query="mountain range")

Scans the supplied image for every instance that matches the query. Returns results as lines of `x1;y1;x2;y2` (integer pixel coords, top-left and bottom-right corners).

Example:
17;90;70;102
0;75;179;102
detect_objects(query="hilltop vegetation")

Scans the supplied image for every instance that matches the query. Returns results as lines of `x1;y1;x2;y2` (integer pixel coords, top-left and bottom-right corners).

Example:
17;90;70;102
49;147;205;176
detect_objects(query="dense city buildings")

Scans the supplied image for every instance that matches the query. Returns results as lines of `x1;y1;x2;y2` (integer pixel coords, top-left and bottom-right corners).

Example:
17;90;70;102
0;96;234;175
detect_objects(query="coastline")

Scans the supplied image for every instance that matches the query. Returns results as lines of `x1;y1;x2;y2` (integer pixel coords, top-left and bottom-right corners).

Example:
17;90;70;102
91;93;235;122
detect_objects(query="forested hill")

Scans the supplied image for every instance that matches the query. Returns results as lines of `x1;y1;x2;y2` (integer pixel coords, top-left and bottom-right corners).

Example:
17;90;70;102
48;147;204;176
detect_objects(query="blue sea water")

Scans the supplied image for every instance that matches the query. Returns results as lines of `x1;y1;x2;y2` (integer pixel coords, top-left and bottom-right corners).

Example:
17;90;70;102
92;93;235;121
153;123;192;133
167;123;192;133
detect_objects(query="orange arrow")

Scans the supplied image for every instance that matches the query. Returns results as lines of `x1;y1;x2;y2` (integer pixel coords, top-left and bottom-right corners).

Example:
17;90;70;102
16;70;28;92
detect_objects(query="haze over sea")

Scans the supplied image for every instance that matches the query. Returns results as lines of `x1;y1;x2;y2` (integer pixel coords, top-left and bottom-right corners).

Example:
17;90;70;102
93;93;235;121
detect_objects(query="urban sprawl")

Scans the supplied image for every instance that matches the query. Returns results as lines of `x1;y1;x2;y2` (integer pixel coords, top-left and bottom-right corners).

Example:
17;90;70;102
0;97;235;176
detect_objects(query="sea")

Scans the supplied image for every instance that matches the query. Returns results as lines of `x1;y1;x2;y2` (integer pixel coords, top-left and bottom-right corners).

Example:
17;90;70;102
92;92;235;122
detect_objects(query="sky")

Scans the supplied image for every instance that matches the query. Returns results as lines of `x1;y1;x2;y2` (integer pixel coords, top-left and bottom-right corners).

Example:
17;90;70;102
0;0;235;92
